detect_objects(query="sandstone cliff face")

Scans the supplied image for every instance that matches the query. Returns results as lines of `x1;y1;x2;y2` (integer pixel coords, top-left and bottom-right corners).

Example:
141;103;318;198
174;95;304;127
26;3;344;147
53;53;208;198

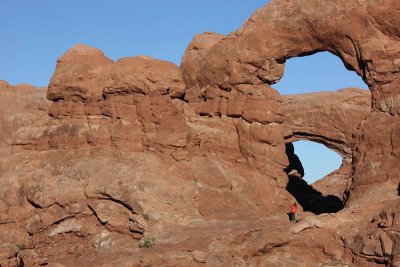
181;0;399;204
0;82;49;148
1;0;400;266
14;45;189;151
1;49;294;265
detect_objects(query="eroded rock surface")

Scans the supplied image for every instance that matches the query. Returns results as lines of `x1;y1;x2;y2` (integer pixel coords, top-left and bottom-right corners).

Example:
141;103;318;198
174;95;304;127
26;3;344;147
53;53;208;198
0;82;49;148
283;88;371;157
1;0;400;266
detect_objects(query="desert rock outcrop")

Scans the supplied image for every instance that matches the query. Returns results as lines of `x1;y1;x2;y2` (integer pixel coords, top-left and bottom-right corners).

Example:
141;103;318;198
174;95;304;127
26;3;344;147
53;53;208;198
181;0;399;205
0;0;400;266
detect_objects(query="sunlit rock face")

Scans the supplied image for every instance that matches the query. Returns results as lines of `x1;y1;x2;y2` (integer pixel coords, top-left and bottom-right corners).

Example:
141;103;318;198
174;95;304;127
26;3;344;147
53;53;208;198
181;0;400;209
1;0;400;266
185;0;400;114
283;89;371;158
0;82;50;148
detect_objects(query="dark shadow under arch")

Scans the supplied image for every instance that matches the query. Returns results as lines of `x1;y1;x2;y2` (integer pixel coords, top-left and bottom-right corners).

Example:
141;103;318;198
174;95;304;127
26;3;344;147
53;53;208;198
284;143;344;214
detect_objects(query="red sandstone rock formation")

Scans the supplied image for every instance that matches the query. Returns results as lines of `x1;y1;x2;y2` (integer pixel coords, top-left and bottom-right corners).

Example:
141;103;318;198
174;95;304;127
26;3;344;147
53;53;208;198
283;88;371;157
0;82;49;148
0;0;400;266
182;0;400;212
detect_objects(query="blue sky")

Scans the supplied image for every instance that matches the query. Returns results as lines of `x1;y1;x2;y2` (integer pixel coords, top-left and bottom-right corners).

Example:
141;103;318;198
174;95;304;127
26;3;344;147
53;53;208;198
0;0;266;86
0;1;368;184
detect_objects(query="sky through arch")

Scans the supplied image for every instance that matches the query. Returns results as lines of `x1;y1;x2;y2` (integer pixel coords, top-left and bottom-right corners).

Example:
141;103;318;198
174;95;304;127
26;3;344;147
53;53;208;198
273;52;368;94
292;140;342;184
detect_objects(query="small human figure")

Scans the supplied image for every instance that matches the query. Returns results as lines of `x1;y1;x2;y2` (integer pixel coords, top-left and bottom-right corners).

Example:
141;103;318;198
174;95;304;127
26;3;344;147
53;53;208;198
290;202;297;222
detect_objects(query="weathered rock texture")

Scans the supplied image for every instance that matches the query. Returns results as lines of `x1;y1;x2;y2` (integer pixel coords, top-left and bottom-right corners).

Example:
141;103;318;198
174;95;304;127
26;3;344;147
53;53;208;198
182;0;399;205
283;88;371;157
0;0;400;266
0;82;49;148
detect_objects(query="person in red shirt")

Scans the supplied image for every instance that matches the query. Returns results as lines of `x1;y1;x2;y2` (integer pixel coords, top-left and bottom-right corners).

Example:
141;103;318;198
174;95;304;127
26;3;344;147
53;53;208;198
290;203;297;222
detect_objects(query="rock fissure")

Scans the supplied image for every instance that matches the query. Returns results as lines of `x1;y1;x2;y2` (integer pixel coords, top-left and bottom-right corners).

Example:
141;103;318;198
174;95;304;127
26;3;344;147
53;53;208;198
92;193;138;214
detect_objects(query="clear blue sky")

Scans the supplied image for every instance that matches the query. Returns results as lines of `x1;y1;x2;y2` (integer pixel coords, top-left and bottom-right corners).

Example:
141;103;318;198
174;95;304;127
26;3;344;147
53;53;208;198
1;1;368;184
0;0;267;86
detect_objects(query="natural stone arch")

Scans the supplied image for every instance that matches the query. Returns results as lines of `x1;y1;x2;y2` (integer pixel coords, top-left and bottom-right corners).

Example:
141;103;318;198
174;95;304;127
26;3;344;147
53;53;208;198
282;88;371;158
180;0;400;206
281;88;370;213
182;0;400;114
281;87;371;207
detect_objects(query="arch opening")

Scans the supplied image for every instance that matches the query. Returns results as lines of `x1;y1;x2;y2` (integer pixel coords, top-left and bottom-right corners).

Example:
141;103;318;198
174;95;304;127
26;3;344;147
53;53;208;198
284;141;346;214
274;51;368;94
272;51;371;214
292;140;342;184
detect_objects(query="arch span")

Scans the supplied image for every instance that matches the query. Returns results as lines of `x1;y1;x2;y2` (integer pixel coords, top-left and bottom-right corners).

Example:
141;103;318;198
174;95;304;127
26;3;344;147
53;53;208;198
179;0;400;205
181;0;400;113
283;88;370;158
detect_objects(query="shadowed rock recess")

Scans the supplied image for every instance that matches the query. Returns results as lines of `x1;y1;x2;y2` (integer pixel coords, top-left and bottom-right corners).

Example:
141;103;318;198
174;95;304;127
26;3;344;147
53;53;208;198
0;0;399;266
